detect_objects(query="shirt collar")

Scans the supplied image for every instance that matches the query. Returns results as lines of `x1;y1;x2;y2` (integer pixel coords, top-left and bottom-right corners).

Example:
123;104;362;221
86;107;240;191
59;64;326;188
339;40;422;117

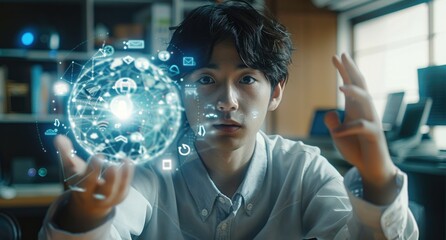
178;129;268;220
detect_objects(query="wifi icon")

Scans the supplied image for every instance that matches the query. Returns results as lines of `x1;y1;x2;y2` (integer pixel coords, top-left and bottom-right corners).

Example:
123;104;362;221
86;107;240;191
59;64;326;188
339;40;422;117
97;120;109;131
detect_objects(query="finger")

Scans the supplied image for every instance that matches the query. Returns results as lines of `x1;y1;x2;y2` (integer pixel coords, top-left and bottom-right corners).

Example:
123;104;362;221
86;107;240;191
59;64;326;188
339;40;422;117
94;164;119;204
95;159;134;206
114;159;135;204
332;55;352;85
324;110;341;132
339;85;377;121
341;53;368;90
54;135;88;184
331;119;379;138
74;155;103;194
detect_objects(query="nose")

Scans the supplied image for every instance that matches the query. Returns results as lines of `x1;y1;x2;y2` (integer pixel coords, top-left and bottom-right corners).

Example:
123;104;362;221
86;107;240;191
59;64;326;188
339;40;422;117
217;85;239;112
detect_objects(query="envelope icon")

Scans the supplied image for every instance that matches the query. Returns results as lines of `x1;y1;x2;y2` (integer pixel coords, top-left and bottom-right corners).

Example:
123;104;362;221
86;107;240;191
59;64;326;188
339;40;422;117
183;57;196;66
126;40;145;49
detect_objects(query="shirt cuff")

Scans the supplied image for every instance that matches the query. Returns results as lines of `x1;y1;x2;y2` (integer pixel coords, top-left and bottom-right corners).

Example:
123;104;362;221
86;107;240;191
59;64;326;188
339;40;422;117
344;167;408;239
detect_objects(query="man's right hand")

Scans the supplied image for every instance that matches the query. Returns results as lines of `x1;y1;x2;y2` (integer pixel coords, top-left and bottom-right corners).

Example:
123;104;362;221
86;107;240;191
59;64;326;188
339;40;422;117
53;135;135;233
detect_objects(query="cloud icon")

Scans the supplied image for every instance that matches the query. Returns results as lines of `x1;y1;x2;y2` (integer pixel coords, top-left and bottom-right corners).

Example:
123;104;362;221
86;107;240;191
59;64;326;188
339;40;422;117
44;128;58;136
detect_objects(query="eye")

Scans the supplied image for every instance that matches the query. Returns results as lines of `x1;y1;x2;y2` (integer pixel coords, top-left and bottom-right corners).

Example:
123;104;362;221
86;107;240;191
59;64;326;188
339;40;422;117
197;76;215;85
239;76;256;85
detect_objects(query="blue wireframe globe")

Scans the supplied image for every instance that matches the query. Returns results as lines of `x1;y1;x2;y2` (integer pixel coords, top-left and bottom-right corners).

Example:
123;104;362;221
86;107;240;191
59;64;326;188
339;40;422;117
67;55;182;164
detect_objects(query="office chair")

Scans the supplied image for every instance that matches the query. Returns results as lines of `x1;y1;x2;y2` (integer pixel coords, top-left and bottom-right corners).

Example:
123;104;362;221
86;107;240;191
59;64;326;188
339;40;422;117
0;212;21;240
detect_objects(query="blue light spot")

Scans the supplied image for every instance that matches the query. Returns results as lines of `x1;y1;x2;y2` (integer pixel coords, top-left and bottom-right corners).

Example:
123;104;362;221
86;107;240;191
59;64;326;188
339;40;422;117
21;32;34;46
27;168;37;177
38;168;48;177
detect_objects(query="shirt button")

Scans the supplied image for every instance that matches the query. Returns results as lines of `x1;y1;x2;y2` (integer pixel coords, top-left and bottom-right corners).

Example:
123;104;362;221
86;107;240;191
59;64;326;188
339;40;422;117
221;223;227;230
201;209;208;217
218;196;225;204
247;203;253;211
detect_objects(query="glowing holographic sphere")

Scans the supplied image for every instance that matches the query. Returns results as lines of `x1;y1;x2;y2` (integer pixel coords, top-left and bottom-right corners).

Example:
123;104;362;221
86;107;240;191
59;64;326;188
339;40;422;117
68;55;183;164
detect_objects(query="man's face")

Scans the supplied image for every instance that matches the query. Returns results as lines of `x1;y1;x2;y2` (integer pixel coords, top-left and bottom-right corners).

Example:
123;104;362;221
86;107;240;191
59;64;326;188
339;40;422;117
182;40;283;151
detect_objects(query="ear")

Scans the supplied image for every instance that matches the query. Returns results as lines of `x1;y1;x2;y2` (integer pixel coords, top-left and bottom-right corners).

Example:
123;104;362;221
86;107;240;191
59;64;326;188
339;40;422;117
268;80;285;111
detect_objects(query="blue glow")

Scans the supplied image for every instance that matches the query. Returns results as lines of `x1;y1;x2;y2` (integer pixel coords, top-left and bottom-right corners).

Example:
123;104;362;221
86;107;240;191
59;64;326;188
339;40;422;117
21;32;34;46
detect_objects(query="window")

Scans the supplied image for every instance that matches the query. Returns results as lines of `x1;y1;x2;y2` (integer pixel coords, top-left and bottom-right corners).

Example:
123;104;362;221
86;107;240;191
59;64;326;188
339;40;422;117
433;0;446;64
353;0;446;149
353;3;429;117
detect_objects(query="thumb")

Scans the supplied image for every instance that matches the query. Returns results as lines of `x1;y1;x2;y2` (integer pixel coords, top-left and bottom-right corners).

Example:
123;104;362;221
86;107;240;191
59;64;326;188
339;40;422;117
54;134;87;178
324;110;341;133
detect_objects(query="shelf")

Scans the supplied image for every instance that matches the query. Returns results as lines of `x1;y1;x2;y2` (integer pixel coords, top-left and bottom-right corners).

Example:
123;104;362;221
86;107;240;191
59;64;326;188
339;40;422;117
0;49;98;61
0;114;66;123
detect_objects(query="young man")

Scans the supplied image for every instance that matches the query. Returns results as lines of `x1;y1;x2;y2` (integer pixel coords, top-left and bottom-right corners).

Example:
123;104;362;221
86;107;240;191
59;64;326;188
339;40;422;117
40;1;418;239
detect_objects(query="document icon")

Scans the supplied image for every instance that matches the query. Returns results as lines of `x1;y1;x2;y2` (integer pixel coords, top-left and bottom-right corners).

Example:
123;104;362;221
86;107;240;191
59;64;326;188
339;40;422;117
183;57;196;66
126;40;145;49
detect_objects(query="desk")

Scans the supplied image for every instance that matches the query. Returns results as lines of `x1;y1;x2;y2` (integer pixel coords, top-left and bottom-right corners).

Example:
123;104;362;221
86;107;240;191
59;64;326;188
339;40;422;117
396;161;446;240
0;195;57;208
322;148;446;240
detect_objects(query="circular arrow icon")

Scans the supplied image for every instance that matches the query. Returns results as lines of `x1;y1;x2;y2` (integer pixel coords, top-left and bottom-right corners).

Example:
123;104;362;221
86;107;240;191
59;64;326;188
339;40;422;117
178;143;191;156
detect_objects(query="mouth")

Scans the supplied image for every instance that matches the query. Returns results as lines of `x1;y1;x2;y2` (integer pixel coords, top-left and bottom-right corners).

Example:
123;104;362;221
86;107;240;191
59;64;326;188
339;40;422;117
212;121;242;133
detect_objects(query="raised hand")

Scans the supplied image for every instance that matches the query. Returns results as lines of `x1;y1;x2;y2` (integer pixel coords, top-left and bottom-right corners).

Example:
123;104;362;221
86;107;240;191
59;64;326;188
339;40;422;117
324;53;397;205
53;135;135;232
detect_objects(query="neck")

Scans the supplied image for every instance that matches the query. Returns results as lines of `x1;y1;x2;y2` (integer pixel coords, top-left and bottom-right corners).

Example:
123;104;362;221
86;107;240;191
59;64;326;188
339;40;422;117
195;139;256;197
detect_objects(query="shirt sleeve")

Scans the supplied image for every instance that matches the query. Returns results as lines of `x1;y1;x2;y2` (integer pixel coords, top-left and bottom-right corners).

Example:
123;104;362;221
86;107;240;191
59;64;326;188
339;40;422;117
38;187;152;240
339;167;419;240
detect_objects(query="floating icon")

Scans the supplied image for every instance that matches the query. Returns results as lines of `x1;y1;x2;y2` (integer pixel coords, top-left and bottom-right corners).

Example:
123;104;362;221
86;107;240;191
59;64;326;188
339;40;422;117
135;58;150;70
44;129;58;136
114;135;128;143
198;125;206;137
184;85;197;96
54;118;60;127
85;85;101;96
158;50;171;61
94;143;106;152
183;57;196;66
89;132;99;140
130;132;144;142
138;145;147;155
101;45;115;56
122;55;135;64
205;113;218;119
168;65;180;76
113;77;137;94
97;120;109;131
178;143;191;156
162;159;172;170
124;40;145;49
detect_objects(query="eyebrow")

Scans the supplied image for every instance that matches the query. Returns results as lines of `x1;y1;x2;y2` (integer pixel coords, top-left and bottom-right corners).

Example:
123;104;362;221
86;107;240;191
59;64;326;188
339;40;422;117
205;63;248;69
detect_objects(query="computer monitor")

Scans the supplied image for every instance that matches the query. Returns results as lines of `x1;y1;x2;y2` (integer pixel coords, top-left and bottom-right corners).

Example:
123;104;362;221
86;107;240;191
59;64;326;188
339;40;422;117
309;109;345;137
382;91;406;131
397;98;432;139
418;65;446;126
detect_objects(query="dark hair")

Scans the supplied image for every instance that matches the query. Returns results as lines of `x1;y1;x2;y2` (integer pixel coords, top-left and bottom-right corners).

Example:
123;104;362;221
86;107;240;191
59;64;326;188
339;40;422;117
165;0;293;88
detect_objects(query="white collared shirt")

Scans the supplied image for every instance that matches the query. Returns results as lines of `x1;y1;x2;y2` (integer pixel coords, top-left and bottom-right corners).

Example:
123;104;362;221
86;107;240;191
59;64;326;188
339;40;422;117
39;130;418;239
